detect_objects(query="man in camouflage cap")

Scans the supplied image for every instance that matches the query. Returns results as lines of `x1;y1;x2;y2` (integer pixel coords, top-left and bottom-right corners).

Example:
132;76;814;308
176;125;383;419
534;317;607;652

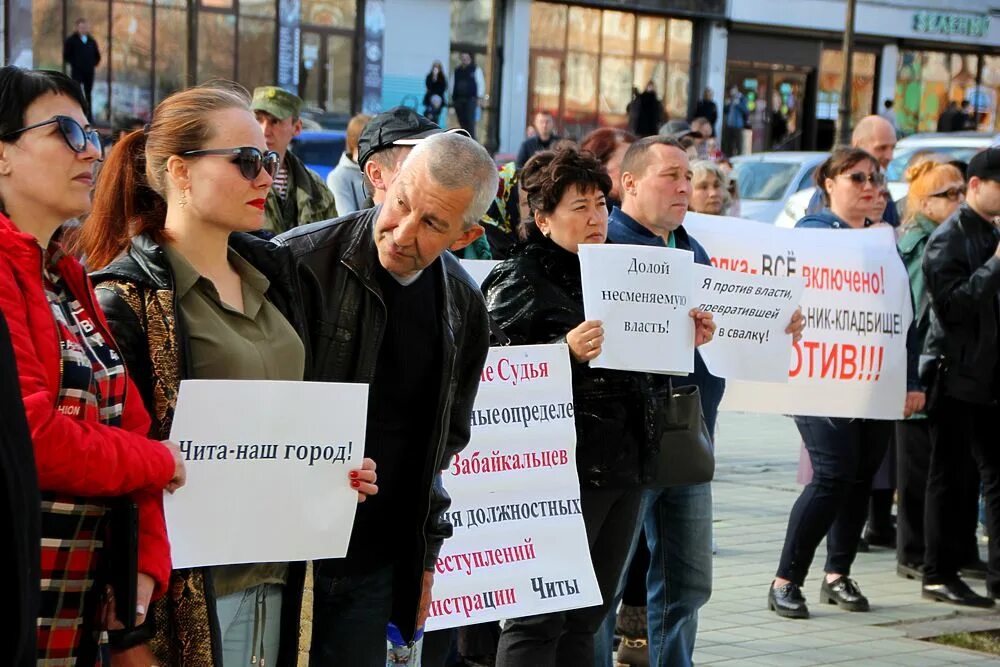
251;85;338;234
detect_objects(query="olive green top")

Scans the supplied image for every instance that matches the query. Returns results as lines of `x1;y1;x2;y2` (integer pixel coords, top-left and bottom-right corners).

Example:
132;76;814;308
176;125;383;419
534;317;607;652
164;244;305;597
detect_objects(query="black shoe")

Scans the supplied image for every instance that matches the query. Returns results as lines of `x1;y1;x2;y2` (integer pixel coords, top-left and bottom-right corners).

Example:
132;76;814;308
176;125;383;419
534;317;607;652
922;579;995;607
897;562;924;580
768;581;809;619
960;560;989;581
820;576;870;611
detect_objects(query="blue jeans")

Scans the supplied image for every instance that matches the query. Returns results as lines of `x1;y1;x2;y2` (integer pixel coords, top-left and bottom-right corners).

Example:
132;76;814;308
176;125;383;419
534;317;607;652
593;484;713;667
310;564;395;666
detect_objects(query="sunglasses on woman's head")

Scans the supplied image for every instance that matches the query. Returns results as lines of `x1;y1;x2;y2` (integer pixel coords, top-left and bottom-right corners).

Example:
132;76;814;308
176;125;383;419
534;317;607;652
0;115;104;161
931;185;966;201
843;171;886;187
179;146;280;181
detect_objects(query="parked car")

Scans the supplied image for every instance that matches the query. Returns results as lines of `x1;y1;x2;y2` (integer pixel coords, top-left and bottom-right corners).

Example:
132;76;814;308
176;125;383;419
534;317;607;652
730;152;828;223
289;129;346;182
775;131;1000;228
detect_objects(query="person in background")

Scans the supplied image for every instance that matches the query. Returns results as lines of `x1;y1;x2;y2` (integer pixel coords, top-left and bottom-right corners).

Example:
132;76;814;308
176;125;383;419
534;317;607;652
80;81;377;666
694;87;718;137
880;99;899;136
895;159;983;586
251;86;337;234
580;127;637;209
423;61;448;125
356;106;470;209
722;87;750;156
0;65;185;665
689;159;730;216
63;18;100;121
276;132;496;666
327;112;371;215
769;147;923;620
937;101;961;133
452;52;485;137
516;110;559;168
628;81;664;137
921;147;1000;607
960;100;977;131
476;161;523;260
485;144;718;666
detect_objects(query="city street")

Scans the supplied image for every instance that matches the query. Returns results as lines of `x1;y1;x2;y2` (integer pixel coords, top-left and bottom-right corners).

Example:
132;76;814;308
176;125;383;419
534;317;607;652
700;412;1000;666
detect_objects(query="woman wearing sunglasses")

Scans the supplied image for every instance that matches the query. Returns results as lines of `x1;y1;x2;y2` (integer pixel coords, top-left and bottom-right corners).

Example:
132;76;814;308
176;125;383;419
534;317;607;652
768;147;924;619
0;66;187;664
77;82;377;666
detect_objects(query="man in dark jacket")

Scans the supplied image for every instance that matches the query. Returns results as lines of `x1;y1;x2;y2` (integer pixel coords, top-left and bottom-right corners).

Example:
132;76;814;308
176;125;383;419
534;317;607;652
693;87;718;137
921;147;1000;607
63;18;101;121
0;309;40;667
452;52;483;137
515;110;559;167
274;132;497;665
594;135;802;667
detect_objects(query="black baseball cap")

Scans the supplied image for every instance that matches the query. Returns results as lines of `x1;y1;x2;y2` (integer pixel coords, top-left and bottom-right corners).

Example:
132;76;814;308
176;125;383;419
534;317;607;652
967;147;1000;183
357;106;470;169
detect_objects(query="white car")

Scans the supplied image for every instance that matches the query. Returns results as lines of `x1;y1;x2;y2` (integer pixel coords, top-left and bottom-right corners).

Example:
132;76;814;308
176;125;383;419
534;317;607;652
775;131;1000;228
730;152;828;223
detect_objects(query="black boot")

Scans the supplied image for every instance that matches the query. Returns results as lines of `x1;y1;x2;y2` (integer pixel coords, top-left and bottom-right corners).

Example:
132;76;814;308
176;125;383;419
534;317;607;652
768;581;809;619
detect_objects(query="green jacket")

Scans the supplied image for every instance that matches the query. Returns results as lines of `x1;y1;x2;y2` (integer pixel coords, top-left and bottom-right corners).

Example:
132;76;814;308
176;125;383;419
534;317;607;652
897;213;937;343
264;150;338;235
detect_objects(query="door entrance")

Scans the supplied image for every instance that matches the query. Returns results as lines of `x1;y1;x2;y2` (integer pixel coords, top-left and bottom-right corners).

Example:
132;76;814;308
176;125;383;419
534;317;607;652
299;29;355;115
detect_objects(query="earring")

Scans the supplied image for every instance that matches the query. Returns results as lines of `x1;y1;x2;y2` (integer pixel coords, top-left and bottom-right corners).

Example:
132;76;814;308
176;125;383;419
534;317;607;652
179;189;188;208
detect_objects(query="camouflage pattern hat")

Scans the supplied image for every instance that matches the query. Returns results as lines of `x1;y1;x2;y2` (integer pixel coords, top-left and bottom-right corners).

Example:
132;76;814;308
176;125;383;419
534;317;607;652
251;86;303;121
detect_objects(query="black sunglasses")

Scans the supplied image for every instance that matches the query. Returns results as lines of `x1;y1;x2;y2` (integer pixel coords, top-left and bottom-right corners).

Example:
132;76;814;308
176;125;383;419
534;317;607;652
0;115;104;161
179;146;280;181
931;185;966;201
843;171;886;187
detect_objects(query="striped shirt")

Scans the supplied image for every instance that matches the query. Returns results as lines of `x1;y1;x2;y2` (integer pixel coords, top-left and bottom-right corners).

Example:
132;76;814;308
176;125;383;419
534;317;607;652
37;246;127;665
273;161;290;200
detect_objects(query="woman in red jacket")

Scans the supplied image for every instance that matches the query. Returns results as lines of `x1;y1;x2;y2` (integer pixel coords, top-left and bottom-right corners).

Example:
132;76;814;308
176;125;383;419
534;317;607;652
0;66;186;664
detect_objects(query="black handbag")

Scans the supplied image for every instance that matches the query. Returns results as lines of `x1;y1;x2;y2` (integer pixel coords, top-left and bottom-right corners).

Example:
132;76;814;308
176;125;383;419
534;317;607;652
919;354;946;415
649;384;715;488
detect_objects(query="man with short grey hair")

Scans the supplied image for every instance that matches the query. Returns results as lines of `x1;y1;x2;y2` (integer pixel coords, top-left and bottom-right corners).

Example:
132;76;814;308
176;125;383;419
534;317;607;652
275;131;498;665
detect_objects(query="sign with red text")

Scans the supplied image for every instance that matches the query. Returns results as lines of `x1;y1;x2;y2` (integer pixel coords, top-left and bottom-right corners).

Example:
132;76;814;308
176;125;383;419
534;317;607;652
695;264;805;383
684;213;913;419
165;380;367;568
425;344;601;631
579;244;695;374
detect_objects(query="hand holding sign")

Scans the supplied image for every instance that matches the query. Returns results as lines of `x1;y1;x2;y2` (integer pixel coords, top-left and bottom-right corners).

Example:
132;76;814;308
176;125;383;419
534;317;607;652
566;320;604;362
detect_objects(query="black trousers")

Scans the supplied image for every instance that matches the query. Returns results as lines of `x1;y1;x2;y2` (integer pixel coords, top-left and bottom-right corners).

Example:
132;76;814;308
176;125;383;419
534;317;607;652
897;419;979;568
496;486;643;666
924;396;997;588
453;97;477;138
73;73;95;121
776;417;892;585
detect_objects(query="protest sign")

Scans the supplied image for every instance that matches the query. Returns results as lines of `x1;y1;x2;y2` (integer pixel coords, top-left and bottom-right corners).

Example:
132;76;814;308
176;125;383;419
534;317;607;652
684;213;913;419
578;244;694;374
425;344;601;631
461;259;501;286
695;264;805;382
165;380;368;568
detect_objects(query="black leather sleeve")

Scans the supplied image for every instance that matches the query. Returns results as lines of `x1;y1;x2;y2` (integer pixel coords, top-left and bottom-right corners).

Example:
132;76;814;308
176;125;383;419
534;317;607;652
923;225;1000;328
95;284;155;424
422;286;491;570
483;258;582;347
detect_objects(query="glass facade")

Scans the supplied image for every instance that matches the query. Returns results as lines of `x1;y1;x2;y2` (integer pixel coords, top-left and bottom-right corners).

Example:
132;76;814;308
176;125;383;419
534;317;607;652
894;50;996;134
528;1;693;139
31;0;358;127
449;0;498;147
817;48;877;128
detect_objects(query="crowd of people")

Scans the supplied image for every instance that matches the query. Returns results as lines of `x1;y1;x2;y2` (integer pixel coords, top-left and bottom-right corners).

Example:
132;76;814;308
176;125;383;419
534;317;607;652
2;58;1000;667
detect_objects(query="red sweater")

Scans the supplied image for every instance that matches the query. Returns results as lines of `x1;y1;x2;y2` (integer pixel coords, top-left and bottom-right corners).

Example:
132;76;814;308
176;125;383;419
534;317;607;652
0;214;175;597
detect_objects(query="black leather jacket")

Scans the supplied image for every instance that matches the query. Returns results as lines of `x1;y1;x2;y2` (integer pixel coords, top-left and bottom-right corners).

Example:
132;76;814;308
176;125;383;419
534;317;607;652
483;236;672;488
274;207;490;638
923;203;1000;404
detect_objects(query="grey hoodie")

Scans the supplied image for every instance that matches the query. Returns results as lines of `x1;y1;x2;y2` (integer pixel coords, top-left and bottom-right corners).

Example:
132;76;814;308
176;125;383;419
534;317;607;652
326;152;367;216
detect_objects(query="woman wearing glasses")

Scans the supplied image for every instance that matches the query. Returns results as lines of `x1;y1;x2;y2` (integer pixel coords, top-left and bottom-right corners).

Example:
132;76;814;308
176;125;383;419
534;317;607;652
0;66;186;664
768;147;924;619
78;83;377;665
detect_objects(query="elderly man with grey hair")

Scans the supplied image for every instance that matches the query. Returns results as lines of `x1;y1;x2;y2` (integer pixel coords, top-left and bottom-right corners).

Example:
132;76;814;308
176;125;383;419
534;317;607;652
275;132;498;665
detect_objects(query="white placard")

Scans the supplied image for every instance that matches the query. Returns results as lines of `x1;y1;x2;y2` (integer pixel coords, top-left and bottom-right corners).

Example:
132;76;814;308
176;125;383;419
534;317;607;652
165;380;368;569
578;244;695;374
684;213;913;419
425;345;601;631
695;264;805;383
461;259;501;286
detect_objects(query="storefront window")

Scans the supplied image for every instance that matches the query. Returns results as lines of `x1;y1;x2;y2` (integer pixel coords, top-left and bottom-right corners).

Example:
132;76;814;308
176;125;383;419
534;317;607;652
528;1;693;138
450;0;497;146
111;1;153;123
197;12;236;82
32;0;64;72
154;1;187;104
980;56;1000;131
238;17;276;92
894;50;987;135
817;48;877;129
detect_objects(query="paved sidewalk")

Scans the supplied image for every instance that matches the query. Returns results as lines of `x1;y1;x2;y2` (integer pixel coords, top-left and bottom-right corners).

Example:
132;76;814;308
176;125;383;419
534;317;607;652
698;412;1000;666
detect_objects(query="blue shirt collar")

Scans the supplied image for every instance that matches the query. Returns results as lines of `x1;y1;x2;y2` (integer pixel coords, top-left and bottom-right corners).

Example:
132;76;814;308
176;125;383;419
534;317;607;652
608;206;664;247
